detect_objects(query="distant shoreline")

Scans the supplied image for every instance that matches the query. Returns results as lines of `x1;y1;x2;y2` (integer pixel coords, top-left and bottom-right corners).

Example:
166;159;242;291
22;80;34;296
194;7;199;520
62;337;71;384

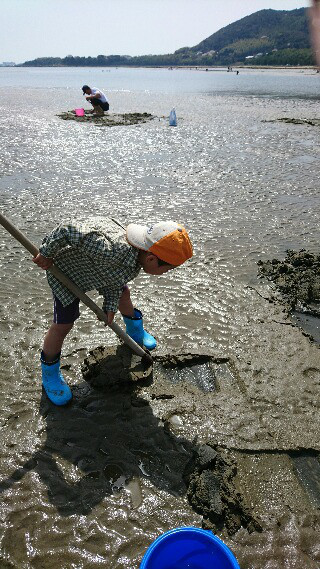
9;64;318;72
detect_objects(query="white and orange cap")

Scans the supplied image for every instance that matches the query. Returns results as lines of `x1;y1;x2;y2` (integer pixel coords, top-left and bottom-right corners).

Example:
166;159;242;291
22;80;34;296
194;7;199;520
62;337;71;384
127;221;193;266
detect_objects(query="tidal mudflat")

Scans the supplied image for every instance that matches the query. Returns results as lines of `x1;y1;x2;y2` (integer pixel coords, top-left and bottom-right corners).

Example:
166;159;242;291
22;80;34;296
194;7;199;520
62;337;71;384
0;67;319;568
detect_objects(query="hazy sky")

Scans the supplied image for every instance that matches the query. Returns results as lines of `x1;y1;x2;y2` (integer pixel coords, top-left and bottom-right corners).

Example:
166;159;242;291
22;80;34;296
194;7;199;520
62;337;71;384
1;0;309;63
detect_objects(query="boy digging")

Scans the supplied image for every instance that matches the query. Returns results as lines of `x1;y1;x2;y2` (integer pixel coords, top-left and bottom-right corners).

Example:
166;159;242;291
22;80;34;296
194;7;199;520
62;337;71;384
33;218;193;406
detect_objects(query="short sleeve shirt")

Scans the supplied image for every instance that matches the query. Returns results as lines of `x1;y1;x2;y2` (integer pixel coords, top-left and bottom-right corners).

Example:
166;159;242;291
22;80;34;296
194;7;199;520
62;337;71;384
91;87;108;103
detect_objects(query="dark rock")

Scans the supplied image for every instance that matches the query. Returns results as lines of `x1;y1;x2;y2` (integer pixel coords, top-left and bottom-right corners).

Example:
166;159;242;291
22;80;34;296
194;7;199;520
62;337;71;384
196;445;218;470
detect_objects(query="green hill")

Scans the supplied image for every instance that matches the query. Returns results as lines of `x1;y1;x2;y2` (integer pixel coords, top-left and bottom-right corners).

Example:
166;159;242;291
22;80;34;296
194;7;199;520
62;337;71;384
21;7;314;68
191;9;309;52
184;7;312;65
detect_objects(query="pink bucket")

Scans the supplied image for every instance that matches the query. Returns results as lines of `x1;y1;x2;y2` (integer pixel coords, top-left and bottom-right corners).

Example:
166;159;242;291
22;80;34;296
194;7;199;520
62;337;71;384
75;108;85;117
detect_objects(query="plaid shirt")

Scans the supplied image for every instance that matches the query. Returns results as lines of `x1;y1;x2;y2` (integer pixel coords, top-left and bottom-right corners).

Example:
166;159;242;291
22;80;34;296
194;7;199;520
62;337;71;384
39;217;141;312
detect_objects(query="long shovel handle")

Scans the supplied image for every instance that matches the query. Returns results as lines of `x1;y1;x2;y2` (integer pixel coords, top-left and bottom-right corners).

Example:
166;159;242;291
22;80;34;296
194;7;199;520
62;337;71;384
0;212;152;363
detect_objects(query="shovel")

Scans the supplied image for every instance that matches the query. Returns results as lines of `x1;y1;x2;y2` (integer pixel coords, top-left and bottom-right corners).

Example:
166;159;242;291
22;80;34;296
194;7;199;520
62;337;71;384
0;212;152;364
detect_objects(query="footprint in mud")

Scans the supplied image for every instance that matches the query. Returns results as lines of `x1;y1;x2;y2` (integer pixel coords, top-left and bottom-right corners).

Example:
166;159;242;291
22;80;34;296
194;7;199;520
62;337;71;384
302;367;320;380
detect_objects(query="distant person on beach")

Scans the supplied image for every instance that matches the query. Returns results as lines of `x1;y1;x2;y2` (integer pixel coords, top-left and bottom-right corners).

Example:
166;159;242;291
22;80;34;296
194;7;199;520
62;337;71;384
82;85;109;115
33;219;193;406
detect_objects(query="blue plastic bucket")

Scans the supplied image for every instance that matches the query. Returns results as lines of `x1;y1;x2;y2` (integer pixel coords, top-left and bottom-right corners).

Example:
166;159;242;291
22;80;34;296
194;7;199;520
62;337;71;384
140;527;240;569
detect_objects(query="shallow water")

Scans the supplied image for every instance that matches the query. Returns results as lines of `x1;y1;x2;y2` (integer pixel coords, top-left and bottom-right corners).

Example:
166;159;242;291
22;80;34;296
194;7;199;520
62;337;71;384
0;67;319;568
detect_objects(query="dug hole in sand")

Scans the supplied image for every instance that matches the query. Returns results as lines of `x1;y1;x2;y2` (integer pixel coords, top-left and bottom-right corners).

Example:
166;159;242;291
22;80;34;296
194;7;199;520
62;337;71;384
78;339;320;544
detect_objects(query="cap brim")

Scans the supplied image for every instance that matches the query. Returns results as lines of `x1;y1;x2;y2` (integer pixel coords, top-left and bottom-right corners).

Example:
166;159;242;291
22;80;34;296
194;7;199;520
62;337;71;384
126;223;148;250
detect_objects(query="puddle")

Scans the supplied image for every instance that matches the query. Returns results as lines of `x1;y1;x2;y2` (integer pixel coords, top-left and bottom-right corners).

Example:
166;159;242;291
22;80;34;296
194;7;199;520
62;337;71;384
292;311;320;344
161;361;216;392
125;478;143;509
291;454;320;508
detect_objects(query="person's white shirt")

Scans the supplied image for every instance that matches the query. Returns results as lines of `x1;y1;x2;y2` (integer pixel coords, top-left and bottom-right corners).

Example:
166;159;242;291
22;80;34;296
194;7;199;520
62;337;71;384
91;87;108;103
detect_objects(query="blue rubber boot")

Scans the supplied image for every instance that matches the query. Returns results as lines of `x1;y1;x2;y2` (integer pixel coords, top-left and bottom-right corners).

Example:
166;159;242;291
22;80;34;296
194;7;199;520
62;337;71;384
41;351;72;406
122;308;157;350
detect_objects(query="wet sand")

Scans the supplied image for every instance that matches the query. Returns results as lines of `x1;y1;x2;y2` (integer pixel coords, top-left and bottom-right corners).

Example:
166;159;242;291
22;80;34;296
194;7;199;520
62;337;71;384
0;72;320;567
2;338;319;567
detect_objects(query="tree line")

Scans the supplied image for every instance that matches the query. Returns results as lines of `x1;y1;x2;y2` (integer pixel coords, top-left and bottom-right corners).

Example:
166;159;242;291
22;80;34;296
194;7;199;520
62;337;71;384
21;49;314;68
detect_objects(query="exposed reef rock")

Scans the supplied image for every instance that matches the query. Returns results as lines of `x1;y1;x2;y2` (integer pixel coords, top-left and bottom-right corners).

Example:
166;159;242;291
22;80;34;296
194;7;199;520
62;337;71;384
57;110;154;126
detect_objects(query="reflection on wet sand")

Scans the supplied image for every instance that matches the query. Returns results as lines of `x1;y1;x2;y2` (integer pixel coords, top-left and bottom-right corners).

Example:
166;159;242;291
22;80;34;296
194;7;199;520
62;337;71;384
0;70;320;567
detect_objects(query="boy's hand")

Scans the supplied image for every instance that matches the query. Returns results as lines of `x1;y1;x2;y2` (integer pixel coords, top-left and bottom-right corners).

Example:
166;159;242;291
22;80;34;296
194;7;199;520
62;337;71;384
32;253;53;270
99;311;115;325
106;311;115;325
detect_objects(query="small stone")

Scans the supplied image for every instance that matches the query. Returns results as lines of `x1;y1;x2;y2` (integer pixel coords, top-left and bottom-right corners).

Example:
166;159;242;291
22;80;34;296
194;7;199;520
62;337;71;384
196;445;218;469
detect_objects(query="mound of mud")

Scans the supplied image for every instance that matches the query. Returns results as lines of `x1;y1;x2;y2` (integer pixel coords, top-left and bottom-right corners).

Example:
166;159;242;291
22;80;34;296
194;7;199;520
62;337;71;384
258;250;320;314
184;444;262;535
82;344;153;387
57;110;154;126
264;118;320;127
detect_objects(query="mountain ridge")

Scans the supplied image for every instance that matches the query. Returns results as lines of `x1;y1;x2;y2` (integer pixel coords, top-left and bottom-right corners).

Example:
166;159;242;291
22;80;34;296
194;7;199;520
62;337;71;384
20;7;314;67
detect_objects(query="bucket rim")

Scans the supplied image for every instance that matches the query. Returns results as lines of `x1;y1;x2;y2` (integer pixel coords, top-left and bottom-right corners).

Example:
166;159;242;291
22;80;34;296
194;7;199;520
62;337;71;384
140;526;240;569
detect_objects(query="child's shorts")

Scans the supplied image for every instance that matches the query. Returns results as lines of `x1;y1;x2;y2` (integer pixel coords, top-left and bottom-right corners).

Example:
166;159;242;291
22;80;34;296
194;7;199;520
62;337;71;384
53;285;129;324
53;296;80;324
